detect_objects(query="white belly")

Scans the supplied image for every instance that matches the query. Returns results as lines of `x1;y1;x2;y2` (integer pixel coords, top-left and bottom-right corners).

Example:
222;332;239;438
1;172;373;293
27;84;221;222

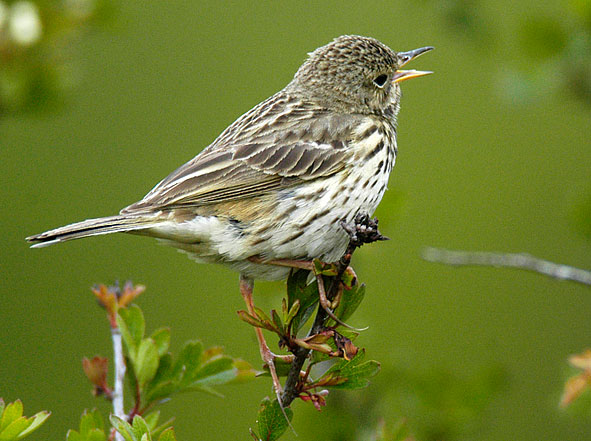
154;120;396;280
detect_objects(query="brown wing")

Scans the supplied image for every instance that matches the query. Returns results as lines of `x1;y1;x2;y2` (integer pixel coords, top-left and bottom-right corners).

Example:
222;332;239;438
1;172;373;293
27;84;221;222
123;92;363;212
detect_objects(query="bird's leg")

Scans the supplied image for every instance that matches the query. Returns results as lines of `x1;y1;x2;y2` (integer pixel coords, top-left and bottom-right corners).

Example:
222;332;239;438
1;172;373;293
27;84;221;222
239;275;284;398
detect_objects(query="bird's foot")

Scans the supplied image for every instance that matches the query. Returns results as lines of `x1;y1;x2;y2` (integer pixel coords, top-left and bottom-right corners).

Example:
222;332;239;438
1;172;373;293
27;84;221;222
340;213;389;248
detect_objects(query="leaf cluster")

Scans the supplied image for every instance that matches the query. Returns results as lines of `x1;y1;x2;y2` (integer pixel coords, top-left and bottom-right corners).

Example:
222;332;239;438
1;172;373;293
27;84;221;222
117;305;258;413
0;399;49;441
65;409;177;441
110;415;176;441
242;262;381;440
0;0;116;115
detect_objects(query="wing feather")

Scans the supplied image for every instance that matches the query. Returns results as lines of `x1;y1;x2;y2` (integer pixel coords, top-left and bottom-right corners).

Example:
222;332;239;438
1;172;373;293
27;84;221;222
123;92;365;213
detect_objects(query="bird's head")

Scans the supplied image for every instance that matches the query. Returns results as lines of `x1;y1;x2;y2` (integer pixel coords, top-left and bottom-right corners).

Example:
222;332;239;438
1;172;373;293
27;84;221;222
290;35;433;116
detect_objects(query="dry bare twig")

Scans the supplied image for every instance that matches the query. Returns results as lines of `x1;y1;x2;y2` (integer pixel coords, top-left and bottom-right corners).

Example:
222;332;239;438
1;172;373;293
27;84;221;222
422;247;591;286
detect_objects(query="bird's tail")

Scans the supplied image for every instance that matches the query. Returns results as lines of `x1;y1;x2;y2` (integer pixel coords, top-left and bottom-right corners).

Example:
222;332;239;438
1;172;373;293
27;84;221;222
26;214;158;248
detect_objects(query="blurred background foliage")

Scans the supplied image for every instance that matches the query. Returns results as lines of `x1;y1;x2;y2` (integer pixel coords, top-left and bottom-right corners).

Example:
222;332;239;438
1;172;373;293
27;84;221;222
0;0;115;115
1;1;590;440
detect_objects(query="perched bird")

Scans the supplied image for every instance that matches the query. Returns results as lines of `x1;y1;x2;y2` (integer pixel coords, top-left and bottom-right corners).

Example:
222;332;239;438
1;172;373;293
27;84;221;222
27;35;432;394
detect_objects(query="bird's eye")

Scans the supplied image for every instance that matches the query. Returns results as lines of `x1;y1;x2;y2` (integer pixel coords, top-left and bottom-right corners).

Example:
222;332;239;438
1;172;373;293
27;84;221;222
373;74;388;88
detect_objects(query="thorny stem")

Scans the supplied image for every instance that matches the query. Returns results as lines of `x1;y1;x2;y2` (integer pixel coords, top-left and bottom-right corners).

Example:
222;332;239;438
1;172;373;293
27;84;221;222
111;325;126;441
422;247;591;286
280;214;386;408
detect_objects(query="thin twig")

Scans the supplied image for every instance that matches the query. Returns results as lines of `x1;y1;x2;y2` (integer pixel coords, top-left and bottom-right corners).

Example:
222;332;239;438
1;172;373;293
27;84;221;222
111;326;126;441
422;247;591;286
280;258;349;407
280;214;387;408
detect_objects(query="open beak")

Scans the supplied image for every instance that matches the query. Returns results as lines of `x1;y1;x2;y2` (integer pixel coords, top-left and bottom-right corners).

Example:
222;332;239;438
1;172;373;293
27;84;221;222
393;46;434;83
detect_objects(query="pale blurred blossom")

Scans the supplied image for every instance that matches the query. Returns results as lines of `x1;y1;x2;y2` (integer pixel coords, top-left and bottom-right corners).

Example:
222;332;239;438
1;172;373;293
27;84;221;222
9;1;42;46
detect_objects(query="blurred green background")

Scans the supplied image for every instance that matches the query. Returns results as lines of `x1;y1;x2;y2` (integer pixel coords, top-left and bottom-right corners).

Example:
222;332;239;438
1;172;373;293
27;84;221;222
2;0;590;440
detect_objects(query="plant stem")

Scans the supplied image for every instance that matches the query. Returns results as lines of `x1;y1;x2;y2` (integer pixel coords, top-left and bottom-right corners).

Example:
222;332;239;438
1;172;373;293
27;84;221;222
111;326;126;441
422;247;591;286
281;213;385;407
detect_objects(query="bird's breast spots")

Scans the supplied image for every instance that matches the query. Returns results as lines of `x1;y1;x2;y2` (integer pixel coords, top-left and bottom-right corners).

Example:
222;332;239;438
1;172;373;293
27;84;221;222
276;230;305;246
357;124;378;140
298;207;331;229
364;139;385;161
375;160;384;176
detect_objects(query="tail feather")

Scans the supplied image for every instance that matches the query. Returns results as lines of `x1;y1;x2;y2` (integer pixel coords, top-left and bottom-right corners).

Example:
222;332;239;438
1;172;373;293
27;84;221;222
26;214;157;248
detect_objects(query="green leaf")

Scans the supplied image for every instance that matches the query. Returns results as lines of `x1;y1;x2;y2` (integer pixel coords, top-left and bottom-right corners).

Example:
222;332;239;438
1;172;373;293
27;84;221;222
192;356;234;385
200;346;224;363
66;430;84;441
287;269;319;333
89;409;104;432
79;410;99;437
0;400;23;432
332;283;366;324
6;410;51;440
109;416;135;441
175;341;204;376
174;341;204;386
86;430;107;441
150;417;175;440
125;355;139;401
0;406;48;441
148;353;173;388
67;410;105;441
130;416;151;441
283;299;300;326
256;398;292;441
144;355;174;403
253;307;277;332
150;328;171;357
312;259;339;276
232;358;260;383
157;428;176;441
319;350;381;390
135;338;160;386
117;305;146;357
0;417;32;441
143;411;160;431
237;310;267;329
145;380;176;403
144;340;256;404
271;310;284;334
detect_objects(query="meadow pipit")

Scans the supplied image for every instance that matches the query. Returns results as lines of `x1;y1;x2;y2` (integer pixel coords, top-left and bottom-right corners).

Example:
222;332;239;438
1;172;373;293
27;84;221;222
27;35;432;394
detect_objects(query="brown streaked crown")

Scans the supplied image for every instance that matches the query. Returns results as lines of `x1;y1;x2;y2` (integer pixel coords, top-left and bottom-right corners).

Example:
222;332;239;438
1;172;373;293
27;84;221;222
287;35;401;115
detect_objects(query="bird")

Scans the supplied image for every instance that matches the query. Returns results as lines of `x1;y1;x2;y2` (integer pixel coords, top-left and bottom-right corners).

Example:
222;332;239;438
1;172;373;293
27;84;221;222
27;35;432;396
